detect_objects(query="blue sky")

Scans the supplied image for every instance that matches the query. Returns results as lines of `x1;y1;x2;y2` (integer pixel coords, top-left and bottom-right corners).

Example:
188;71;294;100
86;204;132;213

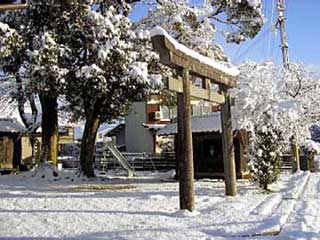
130;0;320;69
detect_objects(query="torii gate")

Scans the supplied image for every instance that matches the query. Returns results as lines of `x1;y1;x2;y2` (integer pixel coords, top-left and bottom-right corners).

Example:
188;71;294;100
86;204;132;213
151;27;239;211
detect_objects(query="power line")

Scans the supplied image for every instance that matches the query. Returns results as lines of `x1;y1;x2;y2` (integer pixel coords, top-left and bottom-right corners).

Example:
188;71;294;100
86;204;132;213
233;27;270;63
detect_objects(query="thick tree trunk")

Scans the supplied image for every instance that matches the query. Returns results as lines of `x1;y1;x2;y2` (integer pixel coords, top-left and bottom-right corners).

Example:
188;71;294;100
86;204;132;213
39;94;59;164
79;102;101;178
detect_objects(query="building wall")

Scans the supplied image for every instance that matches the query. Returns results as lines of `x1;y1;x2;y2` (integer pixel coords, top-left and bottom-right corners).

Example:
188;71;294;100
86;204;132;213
0;134;21;170
21;127;75;165
21;136;33;164
125;102;154;153
0;136;14;169
115;127;126;148
58;126;75;144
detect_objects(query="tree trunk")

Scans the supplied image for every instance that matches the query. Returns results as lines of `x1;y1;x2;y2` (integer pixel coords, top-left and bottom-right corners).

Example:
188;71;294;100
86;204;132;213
39;94;59;164
27;94;39;163
79;101;101;178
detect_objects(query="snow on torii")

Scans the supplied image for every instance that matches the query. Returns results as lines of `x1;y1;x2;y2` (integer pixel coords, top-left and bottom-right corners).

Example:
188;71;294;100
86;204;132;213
150;26;240;211
150;26;239;88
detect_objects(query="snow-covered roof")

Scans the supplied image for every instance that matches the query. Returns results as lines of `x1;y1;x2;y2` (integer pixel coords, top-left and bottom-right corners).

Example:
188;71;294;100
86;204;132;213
142;123;167;131
150;26;240;78
0;118;25;133
157;112;239;136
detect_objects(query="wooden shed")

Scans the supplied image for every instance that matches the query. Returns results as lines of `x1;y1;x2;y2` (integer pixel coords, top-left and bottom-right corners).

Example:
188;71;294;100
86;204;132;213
157;113;250;179
0;118;25;170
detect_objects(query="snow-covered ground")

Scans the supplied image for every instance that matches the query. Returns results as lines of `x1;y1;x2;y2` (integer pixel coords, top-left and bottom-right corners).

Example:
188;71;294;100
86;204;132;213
0;169;316;240
272;173;320;240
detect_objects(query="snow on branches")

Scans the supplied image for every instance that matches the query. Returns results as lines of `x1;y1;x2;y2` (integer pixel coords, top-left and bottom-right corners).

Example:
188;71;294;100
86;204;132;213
232;61;320;189
222;0;265;43
64;5;158;123
232;61;320;147
138;0;264;62
20;32;68;97
0;22;22;59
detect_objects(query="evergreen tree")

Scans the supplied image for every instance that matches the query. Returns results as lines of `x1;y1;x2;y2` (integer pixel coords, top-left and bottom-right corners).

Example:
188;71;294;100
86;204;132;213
250;118;283;190
0;2;69;163
63;4;158;177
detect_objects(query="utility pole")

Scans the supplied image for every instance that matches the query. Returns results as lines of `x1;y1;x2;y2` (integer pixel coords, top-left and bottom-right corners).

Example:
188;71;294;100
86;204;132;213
277;0;289;69
277;0;300;171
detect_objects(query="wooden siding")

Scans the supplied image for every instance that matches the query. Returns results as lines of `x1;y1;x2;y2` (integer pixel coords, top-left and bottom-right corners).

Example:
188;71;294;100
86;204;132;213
0;134;21;170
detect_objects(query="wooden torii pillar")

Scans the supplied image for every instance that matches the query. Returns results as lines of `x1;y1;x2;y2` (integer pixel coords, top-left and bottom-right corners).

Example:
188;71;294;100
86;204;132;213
151;27;239;211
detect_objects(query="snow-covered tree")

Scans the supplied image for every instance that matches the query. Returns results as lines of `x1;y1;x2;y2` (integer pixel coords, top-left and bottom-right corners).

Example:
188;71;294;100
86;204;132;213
0;19;41;160
20;31;68;163
281;63;320;142
0;0;79;164
0;22;21;117
231;62;285;188
63;5;158;177
232;61;320;188
138;0;265;61
250;124;283;190
93;0;140;16
232;61;319;146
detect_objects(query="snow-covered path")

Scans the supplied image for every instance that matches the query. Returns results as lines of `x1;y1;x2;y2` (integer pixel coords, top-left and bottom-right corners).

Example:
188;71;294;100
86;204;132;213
274;173;320;239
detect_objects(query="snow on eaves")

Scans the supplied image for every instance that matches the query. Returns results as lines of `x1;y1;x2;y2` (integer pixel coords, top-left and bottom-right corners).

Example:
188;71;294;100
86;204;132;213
0;118;25;133
150;26;240;77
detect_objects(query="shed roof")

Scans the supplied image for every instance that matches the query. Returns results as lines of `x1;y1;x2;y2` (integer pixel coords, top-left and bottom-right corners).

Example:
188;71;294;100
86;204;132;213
157;112;239;136
105;123;125;137
0;118;25;133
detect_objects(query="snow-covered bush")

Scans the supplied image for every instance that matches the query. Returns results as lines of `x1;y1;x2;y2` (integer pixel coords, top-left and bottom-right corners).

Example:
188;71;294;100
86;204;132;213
250;121;283;190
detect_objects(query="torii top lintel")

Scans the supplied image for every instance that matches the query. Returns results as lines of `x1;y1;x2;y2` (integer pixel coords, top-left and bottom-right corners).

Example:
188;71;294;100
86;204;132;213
150;27;239;88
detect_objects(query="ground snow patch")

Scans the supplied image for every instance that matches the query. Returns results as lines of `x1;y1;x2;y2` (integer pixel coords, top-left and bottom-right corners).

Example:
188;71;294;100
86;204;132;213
251;194;282;216
17;163;86;183
171;209;200;218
